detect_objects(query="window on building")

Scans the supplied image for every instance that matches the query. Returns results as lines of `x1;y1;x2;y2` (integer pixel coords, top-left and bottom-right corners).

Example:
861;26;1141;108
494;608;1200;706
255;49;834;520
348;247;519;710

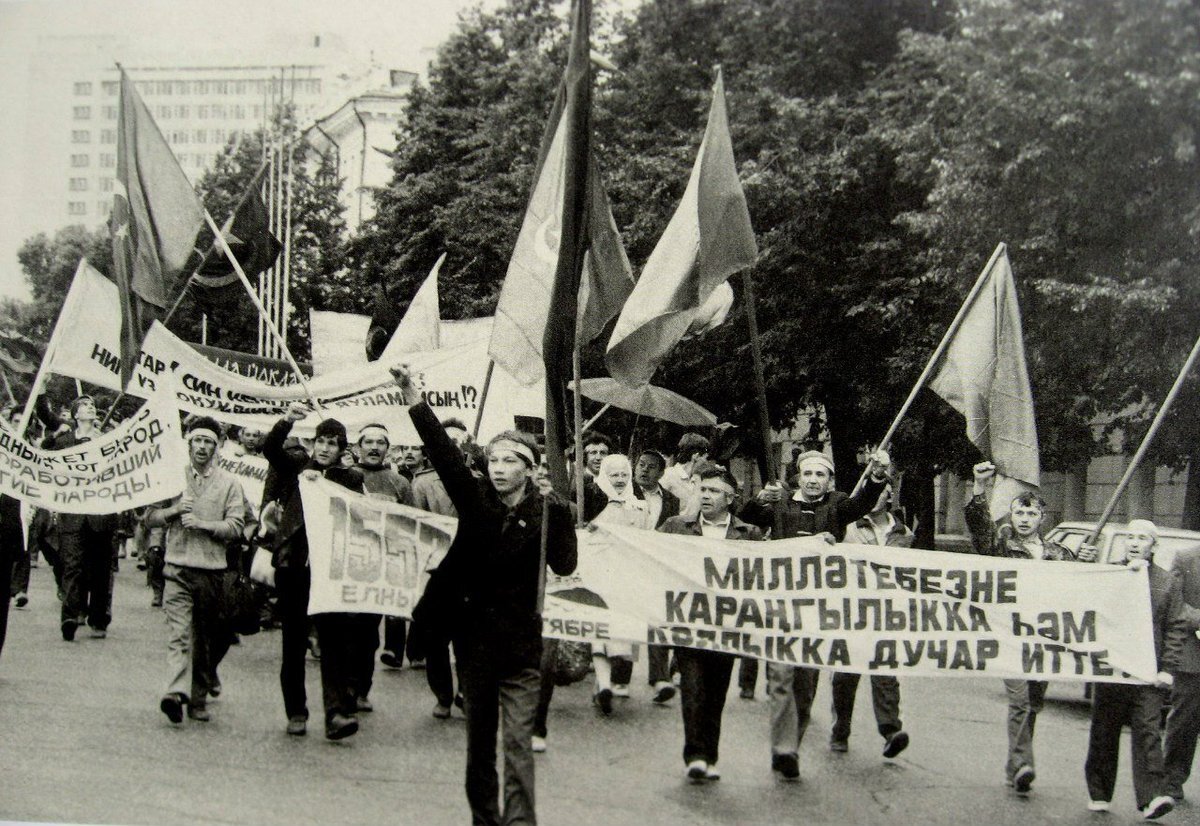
68;177;88;191
174;81;187;95
71;130;90;144
234;81;247;94
97;200;110;216
99;153;115;168
197;105;209;119
195;80;210;95
253;79;266;94
175;106;189;119
137;81;152;94
192;130;205;143
70;154;89;167
157;81;172;95
101;129;116;143
73;106;91;120
211;104;226;119
251;104;262;119
104;105;118;119
211;129;226;144
68;202;86;216
231;104;245;119
102;81;118;96
74;82;93;96
171;130;188;144
214;81;228;94
99;177;113;192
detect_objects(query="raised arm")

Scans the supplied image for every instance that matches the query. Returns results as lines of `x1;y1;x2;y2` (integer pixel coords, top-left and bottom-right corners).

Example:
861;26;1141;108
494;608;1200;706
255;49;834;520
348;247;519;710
262;405;311;479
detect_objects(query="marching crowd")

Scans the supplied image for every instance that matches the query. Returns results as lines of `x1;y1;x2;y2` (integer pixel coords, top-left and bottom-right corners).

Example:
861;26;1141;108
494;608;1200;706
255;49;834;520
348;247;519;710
3;365;1200;825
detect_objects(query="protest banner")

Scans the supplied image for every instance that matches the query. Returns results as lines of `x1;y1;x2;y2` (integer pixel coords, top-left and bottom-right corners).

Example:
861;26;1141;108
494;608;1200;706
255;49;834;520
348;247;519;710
298;481;1158;683
214;443;269;509
0;392;186;513
301;477;457;617
47;262;541;440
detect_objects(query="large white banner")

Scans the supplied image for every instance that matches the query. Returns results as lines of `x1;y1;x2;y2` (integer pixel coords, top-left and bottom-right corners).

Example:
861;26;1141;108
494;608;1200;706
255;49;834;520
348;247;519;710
309;310;370;376
0;393;186;513
46;262;542;440
298;481;1157;683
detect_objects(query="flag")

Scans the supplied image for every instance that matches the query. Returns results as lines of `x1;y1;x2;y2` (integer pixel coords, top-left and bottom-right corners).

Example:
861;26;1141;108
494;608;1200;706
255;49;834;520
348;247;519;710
684;281;734;339
928;246;1041;520
111;69;205;386
606;68;757;387
190;166;281;311
382;253;446;358
488;1;629;391
309;310;371;376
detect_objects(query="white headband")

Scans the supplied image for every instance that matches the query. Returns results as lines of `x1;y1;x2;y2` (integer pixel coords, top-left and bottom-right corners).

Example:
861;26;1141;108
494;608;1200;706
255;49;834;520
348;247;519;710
187;428;219;444
489;438;536;468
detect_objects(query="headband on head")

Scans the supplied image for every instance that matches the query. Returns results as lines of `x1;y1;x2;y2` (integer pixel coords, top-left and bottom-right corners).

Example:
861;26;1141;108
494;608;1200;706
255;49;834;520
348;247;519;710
795;450;835;474
357;423;390;443
187;428;219;444
489;438;536;468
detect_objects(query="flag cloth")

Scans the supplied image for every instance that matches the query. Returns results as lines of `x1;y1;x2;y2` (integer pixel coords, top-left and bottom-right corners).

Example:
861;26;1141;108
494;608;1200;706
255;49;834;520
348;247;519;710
190;168;281;311
309;310;371;376
606;68;757;387
382;253;445;358
928;246;1041;520
111;69;205;386
488;5;629;390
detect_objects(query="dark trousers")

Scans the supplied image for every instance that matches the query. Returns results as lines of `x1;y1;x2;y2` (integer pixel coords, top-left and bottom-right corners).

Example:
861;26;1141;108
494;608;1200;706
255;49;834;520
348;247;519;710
384;616;408;659
275;566;311;720
145;544;165;603
647;644;672;685
677;647;735;765
314;612;362;722
427;634;460;708
0;544;13;661
1165;672;1200;798
460;655;541;826
1087;682;1168;808
739;657;759;692
59;525;115;630
352;614;382;701
534;640;556;739
10;535;29;596
831;672;902;741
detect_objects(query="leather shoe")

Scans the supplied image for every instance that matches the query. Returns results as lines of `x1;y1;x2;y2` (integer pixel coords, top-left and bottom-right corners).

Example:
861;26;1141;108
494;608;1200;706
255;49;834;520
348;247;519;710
380;652;401;669
356;696;373;713
883;730;909;759
772;752;800;780
325;713;359;741
61;618;77;642
187;706;211;722
160;693;184;724
593;688;613;716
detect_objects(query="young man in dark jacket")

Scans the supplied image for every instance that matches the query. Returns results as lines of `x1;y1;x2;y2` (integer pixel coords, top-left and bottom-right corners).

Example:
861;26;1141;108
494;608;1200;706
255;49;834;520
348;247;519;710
659;464;764;783
394;365;576;826
740;448;891;782
264;404;365;740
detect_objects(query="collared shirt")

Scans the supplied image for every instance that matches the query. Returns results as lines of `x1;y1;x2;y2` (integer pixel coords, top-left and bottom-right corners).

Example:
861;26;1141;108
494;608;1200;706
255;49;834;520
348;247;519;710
699;512;731;539
642;485;664;527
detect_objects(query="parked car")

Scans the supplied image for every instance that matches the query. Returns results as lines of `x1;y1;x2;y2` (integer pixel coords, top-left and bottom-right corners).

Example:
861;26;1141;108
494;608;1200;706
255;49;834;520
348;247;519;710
1045;521;1200;570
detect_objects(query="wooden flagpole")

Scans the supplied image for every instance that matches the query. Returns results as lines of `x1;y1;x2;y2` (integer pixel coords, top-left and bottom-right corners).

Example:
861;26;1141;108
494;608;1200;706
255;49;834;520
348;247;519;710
1087;328;1200;543
471;360;495;440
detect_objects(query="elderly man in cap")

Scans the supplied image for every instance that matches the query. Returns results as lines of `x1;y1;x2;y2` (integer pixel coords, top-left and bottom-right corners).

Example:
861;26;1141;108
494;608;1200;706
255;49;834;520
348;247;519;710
147;416;245;724
659;463;765;783
394;365;576;826
42;394;121;641
742;448;892;781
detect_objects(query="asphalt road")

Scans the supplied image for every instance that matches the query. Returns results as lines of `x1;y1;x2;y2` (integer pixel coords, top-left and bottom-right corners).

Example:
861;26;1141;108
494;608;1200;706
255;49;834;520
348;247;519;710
2;560;1198;826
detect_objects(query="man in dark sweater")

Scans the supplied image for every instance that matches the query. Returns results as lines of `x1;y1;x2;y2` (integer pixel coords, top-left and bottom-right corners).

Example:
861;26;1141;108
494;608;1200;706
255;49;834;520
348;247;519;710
394;365;577;826
741;448;890;782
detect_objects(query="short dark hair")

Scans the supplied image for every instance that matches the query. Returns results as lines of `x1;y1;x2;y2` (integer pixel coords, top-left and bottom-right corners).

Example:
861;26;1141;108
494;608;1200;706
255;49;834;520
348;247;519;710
698;464;738;491
637;449;668;473
314;418;348;450
582;431;613;451
1011;492;1046;512
676;432;710;463
442;417;469;433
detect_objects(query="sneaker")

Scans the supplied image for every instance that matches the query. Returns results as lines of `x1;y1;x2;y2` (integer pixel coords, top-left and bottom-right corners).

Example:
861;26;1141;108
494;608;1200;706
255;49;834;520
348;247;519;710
830;739;848;753
740;686;755;700
532;735;547;753
61;618;77;642
1087;800;1111;812
14;591;27;608
1143;796;1174;820
89;628;107;639
1013;765;1036;794
771;752;800;780
356;696;373;713
380;652;402;669
160;693;184;724
151;594;163;608
686;760;708;783
287;716;307;737
325;713;359;741
187;705;211;722
883;730;909;759
432;703;452;720
652;682;676;704
705;764;721;781
594;688;613;716
612;684;630;698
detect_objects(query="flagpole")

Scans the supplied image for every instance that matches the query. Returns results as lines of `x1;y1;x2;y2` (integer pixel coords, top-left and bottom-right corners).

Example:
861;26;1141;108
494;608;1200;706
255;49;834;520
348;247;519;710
0;368;16;405
573;344;586;529
850;241;1006;496
202;209;323;411
740;269;785;538
1087;327;1200;544
471;359;495;440
581;402;610;433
